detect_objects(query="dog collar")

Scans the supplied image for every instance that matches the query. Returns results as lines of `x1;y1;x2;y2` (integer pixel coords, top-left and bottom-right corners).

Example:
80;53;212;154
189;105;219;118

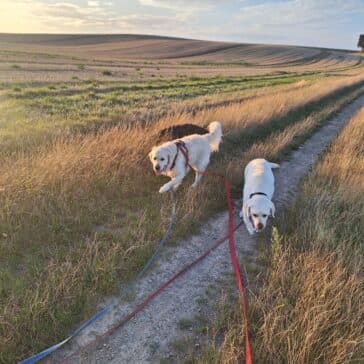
249;192;267;199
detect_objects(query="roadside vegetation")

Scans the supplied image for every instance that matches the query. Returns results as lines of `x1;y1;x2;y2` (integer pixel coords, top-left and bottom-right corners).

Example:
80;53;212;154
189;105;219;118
1;71;364;362
178;107;364;363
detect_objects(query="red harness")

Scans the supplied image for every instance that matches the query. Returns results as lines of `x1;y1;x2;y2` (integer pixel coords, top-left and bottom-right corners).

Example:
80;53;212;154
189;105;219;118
170;140;189;169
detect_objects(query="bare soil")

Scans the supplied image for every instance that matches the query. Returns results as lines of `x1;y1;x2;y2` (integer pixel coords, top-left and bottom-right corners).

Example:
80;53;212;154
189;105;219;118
1;34;362;83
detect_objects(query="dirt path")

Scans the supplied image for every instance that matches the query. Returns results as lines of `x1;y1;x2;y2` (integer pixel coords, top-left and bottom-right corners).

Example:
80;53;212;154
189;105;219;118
55;95;364;364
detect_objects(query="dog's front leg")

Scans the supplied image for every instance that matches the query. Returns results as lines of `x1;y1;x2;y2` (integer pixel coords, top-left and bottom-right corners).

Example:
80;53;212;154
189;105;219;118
159;176;184;193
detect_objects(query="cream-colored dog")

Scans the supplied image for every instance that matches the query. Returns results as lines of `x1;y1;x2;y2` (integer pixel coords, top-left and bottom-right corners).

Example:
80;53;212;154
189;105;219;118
240;158;279;234
149;121;222;193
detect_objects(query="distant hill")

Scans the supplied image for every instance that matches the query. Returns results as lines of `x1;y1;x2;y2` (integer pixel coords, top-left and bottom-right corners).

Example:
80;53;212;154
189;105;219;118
0;33;359;65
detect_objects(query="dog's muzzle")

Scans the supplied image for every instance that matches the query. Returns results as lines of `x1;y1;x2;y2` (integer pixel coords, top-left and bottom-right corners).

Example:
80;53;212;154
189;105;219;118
154;164;167;176
154;165;161;175
249;216;264;233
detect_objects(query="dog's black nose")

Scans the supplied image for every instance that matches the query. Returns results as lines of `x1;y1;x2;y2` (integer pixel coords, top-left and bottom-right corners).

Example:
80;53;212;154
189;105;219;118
257;223;263;230
155;165;160;171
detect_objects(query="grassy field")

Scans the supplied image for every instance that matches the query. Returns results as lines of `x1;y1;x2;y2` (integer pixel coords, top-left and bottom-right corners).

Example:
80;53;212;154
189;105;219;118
177;106;364;363
0;35;364;363
0;73;322;155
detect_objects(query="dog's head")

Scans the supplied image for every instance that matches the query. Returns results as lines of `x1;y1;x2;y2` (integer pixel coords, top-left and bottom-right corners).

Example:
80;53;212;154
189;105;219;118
148;144;174;175
242;195;275;232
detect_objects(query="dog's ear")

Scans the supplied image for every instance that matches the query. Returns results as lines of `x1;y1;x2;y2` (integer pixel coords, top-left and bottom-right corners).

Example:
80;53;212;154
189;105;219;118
270;202;276;218
242;201;251;219
148;149;154;161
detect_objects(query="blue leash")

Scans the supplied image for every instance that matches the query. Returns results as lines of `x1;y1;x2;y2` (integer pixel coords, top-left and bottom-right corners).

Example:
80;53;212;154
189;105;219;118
19;191;176;364
19;306;111;364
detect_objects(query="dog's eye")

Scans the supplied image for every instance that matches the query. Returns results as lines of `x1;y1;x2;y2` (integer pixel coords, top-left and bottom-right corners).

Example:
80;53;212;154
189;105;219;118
262;214;267;218
253;214;258;218
161;158;165;161
153;157;157;161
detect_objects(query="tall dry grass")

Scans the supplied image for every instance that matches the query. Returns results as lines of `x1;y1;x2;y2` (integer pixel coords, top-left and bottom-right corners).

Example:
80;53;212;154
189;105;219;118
253;107;364;364
1;75;364;362
186;107;364;364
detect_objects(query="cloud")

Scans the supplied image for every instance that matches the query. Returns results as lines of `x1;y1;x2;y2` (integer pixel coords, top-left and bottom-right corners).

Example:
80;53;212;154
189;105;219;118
0;0;189;33
30;1;114;28
16;1;192;34
221;0;364;47
88;1;100;6
138;0;234;11
118;14;182;30
0;1;52;32
236;0;363;28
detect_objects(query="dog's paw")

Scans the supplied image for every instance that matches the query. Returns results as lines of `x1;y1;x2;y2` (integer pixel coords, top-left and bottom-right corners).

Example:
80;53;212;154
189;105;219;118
159;185;170;193
191;182;198;188
239;210;244;219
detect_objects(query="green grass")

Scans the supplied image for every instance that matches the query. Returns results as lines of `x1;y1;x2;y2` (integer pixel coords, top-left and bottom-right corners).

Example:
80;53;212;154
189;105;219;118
0;49;84;60
11;73;318;104
0;73;320;156
181;60;254;67
178;319;194;330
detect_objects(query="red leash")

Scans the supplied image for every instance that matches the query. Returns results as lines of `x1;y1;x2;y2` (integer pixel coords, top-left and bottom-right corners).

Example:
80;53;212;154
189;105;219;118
197;169;252;364
64;220;245;363
64;147;252;363
98;220;245;339
225;177;252;364
174;140;252;363
176;142;252;363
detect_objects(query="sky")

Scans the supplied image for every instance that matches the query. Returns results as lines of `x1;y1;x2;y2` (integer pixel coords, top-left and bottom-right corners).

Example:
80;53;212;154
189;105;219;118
0;0;363;50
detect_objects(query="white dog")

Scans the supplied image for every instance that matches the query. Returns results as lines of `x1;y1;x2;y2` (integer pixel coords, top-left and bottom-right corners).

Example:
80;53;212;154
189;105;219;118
149;121;222;193
240;158;279;234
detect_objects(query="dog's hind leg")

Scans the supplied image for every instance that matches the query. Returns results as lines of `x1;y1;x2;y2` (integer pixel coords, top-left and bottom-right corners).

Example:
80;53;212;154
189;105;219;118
191;170;203;188
191;158;209;188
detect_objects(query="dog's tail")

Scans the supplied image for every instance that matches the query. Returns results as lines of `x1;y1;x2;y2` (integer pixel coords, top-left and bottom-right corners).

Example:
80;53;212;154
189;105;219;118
207;121;222;152
269;162;280;169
